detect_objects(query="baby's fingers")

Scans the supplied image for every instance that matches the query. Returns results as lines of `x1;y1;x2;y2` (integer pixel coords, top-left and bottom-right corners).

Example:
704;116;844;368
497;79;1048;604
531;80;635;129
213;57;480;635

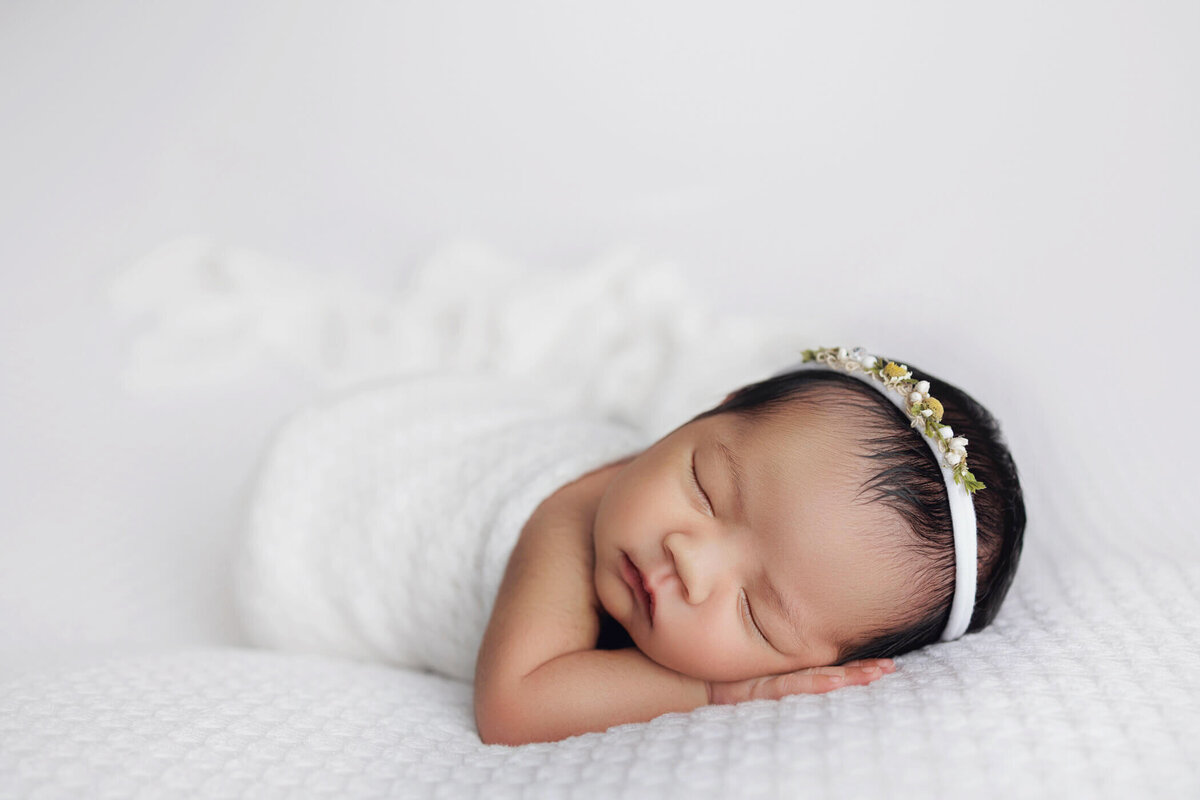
841;658;896;673
762;661;894;699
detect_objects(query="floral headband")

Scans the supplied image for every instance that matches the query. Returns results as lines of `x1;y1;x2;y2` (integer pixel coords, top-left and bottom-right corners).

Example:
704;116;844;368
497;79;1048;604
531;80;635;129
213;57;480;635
780;346;981;641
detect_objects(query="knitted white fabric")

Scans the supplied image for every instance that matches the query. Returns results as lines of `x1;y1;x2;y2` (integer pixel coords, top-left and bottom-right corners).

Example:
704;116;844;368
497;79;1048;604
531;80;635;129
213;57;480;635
5;544;1199;799
234;373;645;683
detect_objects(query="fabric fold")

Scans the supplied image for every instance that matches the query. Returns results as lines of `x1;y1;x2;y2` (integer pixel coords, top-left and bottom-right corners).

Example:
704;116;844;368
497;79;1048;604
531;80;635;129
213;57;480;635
235;372;646;682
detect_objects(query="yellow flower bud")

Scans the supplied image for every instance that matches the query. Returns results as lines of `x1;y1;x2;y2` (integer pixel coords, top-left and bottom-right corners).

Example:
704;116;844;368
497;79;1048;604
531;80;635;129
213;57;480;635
882;362;907;379
925;397;944;421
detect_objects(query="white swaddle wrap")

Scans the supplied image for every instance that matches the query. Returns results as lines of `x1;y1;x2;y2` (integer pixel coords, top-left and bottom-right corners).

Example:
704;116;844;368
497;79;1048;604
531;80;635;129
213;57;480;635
235;373;646;683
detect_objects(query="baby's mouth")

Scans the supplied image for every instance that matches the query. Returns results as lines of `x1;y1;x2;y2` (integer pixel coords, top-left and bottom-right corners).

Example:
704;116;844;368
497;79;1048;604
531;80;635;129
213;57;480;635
620;552;655;626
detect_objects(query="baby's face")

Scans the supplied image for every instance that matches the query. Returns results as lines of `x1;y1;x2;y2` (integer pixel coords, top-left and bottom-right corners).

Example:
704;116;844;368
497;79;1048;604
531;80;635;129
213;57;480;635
592;403;913;682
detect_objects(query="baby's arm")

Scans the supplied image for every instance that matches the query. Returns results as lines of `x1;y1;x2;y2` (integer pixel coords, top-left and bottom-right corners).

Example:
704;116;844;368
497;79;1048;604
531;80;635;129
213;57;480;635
474;461;709;745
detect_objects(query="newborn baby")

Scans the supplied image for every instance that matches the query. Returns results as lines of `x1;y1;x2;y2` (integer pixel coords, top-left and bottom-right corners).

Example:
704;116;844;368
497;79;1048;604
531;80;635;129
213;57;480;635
236;347;1024;746
474;348;1025;744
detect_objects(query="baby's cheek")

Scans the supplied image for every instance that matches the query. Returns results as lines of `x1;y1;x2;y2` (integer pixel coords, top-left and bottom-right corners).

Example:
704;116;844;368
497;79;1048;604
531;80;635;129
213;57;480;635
646;624;753;682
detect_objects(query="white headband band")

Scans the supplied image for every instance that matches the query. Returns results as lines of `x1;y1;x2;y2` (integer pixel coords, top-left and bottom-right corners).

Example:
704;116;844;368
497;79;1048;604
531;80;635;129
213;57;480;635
776;347;979;642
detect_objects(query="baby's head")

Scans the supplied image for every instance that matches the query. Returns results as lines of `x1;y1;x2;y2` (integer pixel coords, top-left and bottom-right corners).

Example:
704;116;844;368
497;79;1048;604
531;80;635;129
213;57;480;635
592;350;1025;682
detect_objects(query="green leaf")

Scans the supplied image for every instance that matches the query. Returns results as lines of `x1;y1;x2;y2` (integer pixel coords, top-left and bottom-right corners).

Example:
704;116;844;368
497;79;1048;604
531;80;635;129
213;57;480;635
961;470;986;493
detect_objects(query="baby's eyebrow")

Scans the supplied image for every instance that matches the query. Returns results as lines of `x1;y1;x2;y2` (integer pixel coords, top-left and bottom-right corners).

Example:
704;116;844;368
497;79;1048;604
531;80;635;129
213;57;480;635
715;438;746;521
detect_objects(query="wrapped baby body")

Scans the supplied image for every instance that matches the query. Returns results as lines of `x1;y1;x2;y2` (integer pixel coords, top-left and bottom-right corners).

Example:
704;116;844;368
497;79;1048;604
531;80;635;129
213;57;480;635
235;374;645;683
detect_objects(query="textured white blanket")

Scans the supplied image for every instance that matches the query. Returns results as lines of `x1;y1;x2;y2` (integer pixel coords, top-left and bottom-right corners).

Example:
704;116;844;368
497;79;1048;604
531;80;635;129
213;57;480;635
236;373;645;683
3;545;1197;798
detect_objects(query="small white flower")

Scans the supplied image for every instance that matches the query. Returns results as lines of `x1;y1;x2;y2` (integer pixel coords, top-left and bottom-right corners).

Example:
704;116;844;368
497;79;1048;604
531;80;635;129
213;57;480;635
922;409;933;417
862;356;877;369
915;381;930;395
949;437;969;451
909;392;923;404
939;426;954;439
945;451;962;466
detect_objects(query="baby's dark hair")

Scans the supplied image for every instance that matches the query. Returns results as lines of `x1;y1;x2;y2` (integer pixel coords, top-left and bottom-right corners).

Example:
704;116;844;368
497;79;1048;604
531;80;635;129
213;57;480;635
690;360;1026;663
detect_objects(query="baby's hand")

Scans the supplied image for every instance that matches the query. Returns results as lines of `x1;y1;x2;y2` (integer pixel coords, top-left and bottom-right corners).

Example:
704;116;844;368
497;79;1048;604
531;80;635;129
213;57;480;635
707;659;896;705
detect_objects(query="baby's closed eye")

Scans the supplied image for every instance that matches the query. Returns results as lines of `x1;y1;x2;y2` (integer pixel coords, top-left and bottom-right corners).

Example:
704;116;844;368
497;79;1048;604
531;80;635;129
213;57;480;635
689;452;713;514
740;588;770;645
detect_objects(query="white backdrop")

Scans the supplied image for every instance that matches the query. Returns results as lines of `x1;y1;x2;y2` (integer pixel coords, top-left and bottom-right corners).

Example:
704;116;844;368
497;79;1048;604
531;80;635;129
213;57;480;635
2;0;1197;686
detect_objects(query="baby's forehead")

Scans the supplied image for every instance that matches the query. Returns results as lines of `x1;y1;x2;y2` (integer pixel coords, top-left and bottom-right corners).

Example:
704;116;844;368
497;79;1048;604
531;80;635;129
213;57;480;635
718;407;908;540
726;402;876;476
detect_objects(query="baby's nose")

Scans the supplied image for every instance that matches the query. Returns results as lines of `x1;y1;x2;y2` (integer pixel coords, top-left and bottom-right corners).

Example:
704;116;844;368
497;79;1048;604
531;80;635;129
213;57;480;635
664;530;730;606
